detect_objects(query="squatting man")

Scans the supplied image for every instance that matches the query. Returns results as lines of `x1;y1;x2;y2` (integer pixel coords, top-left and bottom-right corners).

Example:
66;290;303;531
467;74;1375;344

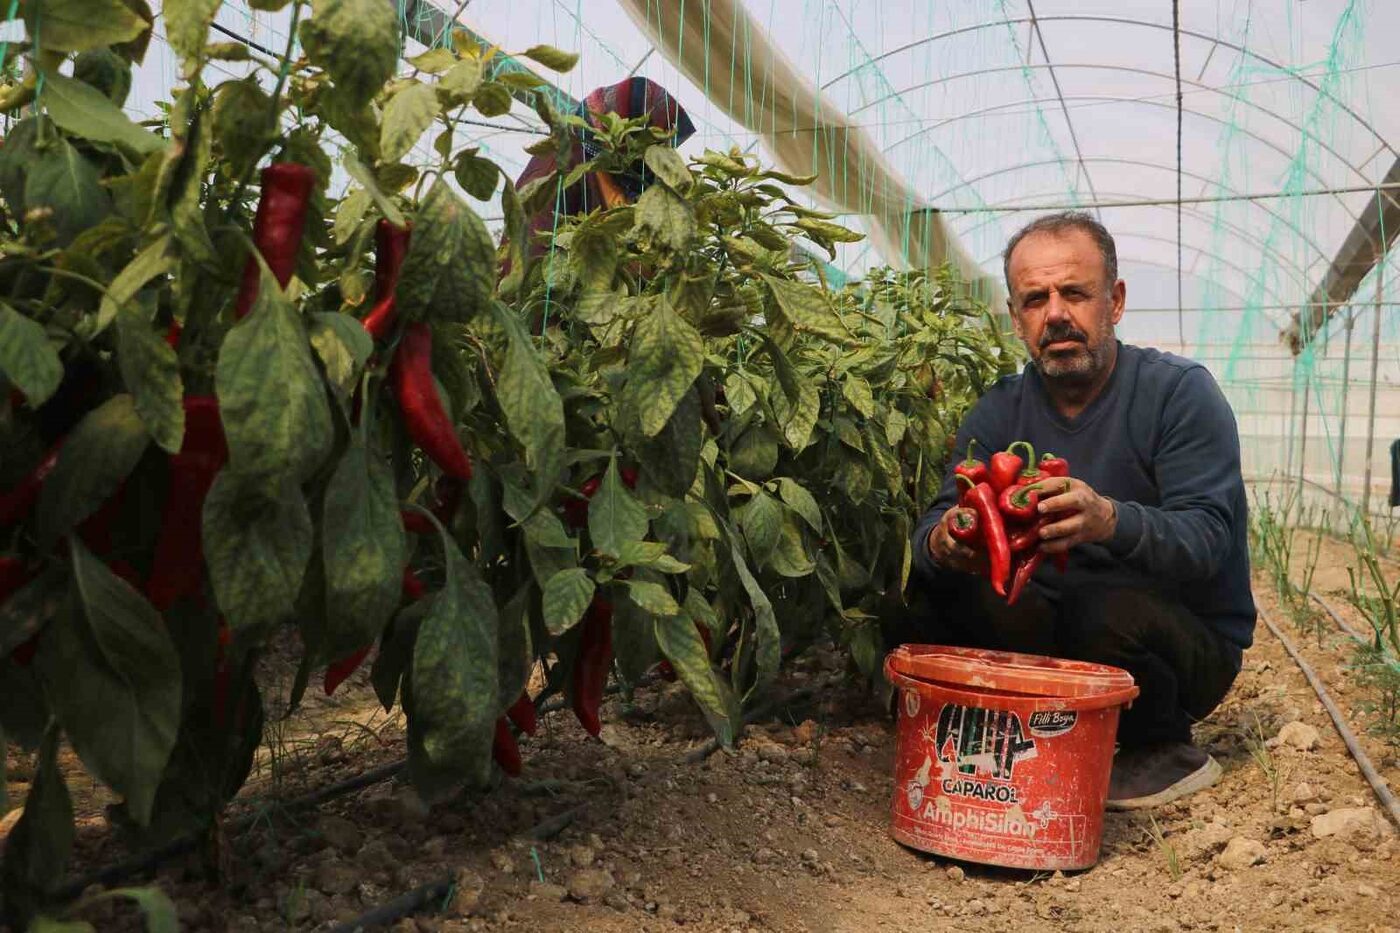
908;211;1255;809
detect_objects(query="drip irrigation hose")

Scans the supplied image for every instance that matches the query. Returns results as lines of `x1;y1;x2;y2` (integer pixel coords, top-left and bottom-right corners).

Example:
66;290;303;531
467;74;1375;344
1258;607;1400;830
53;674;655;902
1308;590;1374;646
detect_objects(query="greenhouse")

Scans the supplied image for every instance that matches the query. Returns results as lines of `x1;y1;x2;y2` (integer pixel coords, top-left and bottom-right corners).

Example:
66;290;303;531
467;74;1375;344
2;1;1399;930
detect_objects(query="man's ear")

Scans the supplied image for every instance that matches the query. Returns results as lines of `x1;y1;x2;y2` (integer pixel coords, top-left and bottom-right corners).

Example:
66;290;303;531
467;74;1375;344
1110;279;1126;326
1008;300;1025;340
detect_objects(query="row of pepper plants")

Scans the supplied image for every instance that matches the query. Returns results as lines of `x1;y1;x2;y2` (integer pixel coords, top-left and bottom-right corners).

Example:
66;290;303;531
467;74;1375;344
0;0;1018;924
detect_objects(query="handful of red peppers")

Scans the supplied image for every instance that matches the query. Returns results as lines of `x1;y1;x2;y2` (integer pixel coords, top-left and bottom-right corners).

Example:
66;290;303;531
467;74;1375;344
946;441;1071;606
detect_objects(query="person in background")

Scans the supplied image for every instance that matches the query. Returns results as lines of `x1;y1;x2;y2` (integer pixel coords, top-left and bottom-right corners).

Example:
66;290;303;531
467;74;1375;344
908;211;1256;810
513;76;695;259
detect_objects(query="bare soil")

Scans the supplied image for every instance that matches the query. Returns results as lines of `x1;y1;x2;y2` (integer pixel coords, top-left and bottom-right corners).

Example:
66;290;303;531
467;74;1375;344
6;563;1400;933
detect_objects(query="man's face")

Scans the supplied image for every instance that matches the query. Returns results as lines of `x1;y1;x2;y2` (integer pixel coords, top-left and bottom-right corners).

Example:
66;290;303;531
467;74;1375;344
1007;229;1125;385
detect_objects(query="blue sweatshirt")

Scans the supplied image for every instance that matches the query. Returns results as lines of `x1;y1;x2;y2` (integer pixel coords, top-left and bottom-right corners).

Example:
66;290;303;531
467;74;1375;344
912;342;1257;651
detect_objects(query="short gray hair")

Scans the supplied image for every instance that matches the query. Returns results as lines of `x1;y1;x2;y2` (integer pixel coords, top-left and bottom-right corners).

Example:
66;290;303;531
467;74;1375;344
1003;211;1118;294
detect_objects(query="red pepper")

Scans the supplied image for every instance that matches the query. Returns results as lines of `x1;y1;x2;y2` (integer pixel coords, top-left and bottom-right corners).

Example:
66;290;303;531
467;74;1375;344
401;509;435;536
148;397;228;612
562;476;602;530
571;596;613;738
233;163;317;320
953;441;989;489
988;447;1024;493
947;506;981;546
998;481;1045;524
76;483;128;557
506;692;537;736
1008;521;1041;554
1007;551;1044;607
361;221;412;341
1039;452;1069;478
165;320;182;348
324;644;372;696
390;323;473;480
432;476;465;528
0;443;61;527
962;481;1010;597
401;566;427;601
492;716;523;776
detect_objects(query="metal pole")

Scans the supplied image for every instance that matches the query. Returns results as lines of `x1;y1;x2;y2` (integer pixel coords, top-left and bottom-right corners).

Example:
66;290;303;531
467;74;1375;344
1361;253;1385;518
1284;360;1298;480
1297;351;1312;505
1335;307;1354;499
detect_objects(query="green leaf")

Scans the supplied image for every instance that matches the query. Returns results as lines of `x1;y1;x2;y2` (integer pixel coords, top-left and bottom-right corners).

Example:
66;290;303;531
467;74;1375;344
91;888;179;933
308;311;373;393
322;439;407;659
623;295;704;437
776;478;823;534
611;596;658;686
114;301;185;454
642;145;692;191
98;233;175;335
410;47;458;74
24;138;110;246
848;622;882;678
729;422;779;479
397;180;495;324
588;458;649;559
490;302;566;504
164;0;223;65
212;78;273;178
634;183;695;253
409;537;499;787
333;188;370;245
472;82;512;117
26;0;150;52
794;216;864;244
625;579;680;617
769;370;820;452
38;540;181;826
453;150;499;201
41;71;165;156
299;0;399;110
737;491;782;568
380;82;439;163
769;515;816;578
496;584;533;709
0;727;73;911
343;156;405;228
35;394;150;551
884;408;909;447
216;268;334;485
632;384;703;499
0;302;62;407
615;540;690;574
655;613;739;746
842;374;876;419
724;371;758;416
438;57;484;104
723;536;779;700
202;473;313;632
28;918;94;933
760;273;850;343
541;567;595;636
521;44;579;72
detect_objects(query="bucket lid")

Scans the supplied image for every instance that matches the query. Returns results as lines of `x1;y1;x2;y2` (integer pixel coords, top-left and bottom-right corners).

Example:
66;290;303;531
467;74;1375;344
887;644;1135;700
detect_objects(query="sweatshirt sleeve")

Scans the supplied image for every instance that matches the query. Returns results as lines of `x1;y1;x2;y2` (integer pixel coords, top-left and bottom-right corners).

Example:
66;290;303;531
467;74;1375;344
1103;365;1242;581
910;398;1004;583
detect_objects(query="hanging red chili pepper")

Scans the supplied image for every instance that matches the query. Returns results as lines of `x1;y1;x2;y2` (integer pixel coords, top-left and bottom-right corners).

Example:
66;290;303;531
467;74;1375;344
492;716;523;776
148;397;228;612
323;645;372;696
360;220;413;341
165;320;182;349
571;597;613;738
232;162;317;320
390;323;473;480
0;442;62;527
401;566;427;601
506;692;537;737
988;446;1024;493
1007;551;1045;607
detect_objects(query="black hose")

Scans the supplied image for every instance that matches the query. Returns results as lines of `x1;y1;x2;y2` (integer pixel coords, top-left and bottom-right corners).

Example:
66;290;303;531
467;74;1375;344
1260;606;1400;830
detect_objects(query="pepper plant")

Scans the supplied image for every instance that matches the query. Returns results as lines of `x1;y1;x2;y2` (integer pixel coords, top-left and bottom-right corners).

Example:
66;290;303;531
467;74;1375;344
0;0;1014;924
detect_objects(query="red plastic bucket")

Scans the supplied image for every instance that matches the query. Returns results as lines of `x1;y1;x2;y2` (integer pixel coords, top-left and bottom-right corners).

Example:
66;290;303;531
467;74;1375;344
884;644;1139;871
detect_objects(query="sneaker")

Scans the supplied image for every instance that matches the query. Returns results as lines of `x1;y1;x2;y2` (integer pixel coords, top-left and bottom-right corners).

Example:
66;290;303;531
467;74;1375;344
1105;742;1222;810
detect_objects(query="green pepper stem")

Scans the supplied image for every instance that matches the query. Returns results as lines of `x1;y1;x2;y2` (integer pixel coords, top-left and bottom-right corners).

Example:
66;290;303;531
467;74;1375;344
956;473;975;492
1007;440;1036;465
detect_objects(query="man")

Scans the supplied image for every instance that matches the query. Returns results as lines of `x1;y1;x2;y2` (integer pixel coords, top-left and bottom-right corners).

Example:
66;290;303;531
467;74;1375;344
910;211;1255;809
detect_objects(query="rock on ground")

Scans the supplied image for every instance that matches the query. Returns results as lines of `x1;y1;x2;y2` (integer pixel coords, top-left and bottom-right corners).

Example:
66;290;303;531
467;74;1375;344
1217;836;1267;870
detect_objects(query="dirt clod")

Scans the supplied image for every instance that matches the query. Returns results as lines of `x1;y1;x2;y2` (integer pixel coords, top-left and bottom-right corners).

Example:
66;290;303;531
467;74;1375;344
1218;836;1267;869
568;867;616;902
1278;721;1321;751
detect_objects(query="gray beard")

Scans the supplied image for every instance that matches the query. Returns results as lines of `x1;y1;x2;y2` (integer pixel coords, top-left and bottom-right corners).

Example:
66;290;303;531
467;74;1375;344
1035;339;1111;386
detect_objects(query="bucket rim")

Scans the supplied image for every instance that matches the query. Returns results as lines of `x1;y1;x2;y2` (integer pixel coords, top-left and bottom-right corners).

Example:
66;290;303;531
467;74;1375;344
884;662;1139;712
886;644;1137;702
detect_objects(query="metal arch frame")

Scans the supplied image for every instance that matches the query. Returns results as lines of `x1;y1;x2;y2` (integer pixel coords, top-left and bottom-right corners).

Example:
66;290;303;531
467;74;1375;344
928;155;1331;270
882;95;1365;226
1021;1;1103;214
978;246;1297;323
816;13;1396;163
1103;230;1306;315
846;60;1375;190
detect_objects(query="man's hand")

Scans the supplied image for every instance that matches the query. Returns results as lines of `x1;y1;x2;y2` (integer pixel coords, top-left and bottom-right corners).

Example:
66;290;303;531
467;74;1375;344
927;509;988;575
1036;477;1117;554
